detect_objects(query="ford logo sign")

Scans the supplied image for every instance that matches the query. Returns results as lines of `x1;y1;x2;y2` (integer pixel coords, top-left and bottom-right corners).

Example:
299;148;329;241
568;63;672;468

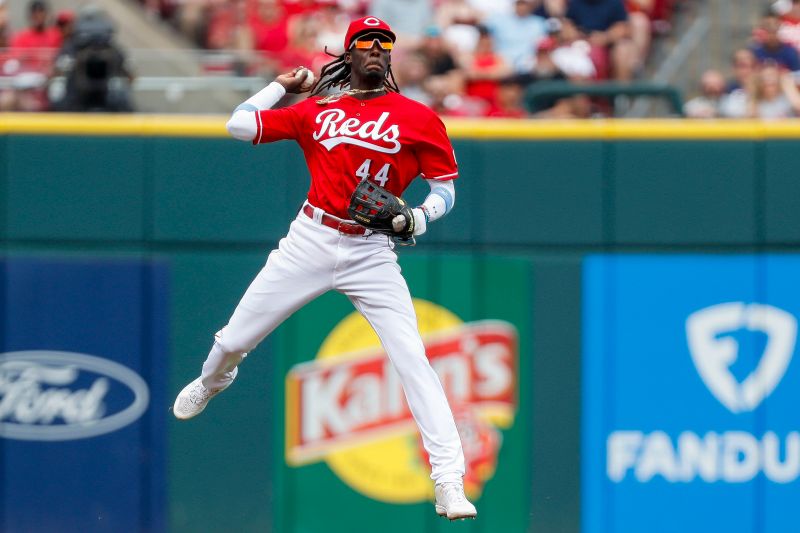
0;351;150;441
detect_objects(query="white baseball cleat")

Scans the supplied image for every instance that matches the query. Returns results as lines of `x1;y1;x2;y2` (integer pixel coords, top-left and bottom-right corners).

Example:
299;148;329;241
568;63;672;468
434;481;478;521
173;367;238;420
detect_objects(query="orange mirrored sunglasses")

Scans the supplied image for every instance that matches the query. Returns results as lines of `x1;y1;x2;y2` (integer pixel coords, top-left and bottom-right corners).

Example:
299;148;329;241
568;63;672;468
350;33;394;50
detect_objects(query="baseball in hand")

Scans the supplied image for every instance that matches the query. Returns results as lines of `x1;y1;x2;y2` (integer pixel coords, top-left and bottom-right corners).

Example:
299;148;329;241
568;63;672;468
299;68;315;91
392;214;407;233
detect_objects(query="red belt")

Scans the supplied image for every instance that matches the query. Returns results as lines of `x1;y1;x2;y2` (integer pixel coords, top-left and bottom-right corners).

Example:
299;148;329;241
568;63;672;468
302;204;367;235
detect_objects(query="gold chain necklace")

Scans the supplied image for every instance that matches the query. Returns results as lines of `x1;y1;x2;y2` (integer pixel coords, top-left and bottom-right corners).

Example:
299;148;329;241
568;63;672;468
316;87;386;105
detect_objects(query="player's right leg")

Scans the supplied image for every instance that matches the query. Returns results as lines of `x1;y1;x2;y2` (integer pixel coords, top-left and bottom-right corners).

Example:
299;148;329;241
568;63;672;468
174;213;336;419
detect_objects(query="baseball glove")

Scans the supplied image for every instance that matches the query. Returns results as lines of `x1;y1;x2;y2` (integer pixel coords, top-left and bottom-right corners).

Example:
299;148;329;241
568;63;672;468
348;178;415;244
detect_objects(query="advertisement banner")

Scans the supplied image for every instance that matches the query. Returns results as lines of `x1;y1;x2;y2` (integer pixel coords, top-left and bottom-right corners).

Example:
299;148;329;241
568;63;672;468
582;255;800;533
274;255;532;532
0;258;168;533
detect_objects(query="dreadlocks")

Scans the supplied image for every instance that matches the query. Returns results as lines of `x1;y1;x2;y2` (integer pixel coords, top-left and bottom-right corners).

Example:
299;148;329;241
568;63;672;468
309;48;400;98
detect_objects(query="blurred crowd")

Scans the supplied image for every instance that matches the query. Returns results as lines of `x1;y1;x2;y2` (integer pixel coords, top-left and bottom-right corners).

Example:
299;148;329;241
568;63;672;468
685;1;800;119
0;0;133;112
140;0;681;118
0;0;686;116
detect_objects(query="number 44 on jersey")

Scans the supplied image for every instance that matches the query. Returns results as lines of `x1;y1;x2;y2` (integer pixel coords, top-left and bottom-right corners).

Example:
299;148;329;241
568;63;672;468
356;159;391;186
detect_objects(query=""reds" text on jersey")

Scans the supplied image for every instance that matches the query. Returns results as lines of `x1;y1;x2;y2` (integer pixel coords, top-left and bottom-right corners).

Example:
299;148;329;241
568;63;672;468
253;91;458;218
312;109;401;154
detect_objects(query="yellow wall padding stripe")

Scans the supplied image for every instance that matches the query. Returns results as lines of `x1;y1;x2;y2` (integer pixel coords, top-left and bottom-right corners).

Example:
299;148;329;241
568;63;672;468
0;113;227;137
2;113;800;139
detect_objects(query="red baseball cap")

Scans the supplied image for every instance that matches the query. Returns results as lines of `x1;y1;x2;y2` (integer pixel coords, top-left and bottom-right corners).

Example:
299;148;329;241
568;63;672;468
344;16;396;49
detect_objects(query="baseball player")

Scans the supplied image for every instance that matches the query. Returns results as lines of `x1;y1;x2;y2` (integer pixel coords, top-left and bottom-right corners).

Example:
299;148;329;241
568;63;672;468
173;16;476;520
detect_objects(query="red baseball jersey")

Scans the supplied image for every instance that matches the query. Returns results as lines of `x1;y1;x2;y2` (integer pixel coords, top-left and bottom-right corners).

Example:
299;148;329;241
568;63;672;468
253;91;458;219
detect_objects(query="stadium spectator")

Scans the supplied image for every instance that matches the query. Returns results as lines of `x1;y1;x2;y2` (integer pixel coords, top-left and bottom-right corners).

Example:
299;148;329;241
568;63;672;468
625;0;653;61
0;71;48;111
435;0;482;56
649;0;676;34
533;89;592;117
0;0;12;109
313;2;349;53
526;34;567;83
751;15;800;72
779;0;800;54
172;0;210;45
206;0;253;51
9;0;62;73
419;25;460;77
371;0;433;45
565;0;638;80
719;63;800;119
748;63;800;118
467;0;514;19
280;11;332;73
0;0;9;50
484;0;547;72
463;25;513;108
427;73;489;117
250;0;290;61
683;69;726;118
549;17;597;79
522;21;597;116
727;48;758;92
393;50;432;105
535;0;567;18
487;75;529;117
55;10;76;43
283;0;322;17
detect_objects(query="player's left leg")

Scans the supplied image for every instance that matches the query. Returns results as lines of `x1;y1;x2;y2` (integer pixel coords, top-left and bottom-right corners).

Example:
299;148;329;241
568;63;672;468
335;237;476;519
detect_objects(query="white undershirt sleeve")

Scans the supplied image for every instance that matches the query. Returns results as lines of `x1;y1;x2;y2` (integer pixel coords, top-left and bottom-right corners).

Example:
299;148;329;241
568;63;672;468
225;81;287;142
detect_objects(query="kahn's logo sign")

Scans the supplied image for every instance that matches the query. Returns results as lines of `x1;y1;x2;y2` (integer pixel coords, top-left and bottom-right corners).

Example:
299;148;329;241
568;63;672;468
0;351;150;441
313;109;401;154
686;302;797;413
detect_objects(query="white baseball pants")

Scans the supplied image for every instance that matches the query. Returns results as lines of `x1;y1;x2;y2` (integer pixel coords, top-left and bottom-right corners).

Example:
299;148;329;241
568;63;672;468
199;205;466;483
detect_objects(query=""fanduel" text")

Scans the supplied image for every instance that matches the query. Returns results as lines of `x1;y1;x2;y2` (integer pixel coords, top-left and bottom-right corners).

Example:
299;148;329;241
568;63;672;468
608;430;800;484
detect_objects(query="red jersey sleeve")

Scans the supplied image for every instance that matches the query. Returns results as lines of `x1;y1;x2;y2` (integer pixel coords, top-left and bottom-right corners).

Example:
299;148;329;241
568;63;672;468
253;104;303;145
416;114;458;181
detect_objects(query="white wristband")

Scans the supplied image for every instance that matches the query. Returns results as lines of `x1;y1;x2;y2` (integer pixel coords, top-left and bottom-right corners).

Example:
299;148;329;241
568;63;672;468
412;207;427;236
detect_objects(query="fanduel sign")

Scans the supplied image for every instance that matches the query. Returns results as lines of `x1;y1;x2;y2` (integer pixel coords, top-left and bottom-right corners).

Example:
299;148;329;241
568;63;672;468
583;255;800;533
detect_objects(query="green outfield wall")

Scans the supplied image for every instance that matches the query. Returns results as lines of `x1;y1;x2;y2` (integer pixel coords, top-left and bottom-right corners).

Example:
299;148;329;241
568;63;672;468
2;115;800;533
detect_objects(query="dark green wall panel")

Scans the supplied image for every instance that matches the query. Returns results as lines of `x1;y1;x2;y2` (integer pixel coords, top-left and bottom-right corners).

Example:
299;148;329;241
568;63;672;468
5;132;800;533
764;140;800;243
152;139;309;243
475;141;604;246
528;254;582;533
6;135;146;241
613;141;757;245
427;139;480;245
168;250;275;533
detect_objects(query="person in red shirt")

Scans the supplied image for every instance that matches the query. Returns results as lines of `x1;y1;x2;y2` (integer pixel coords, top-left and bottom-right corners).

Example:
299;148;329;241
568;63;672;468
10;0;62;73
249;0;289;56
780;0;800;55
487;76;529;118
173;16;478;522
464;25;512;109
